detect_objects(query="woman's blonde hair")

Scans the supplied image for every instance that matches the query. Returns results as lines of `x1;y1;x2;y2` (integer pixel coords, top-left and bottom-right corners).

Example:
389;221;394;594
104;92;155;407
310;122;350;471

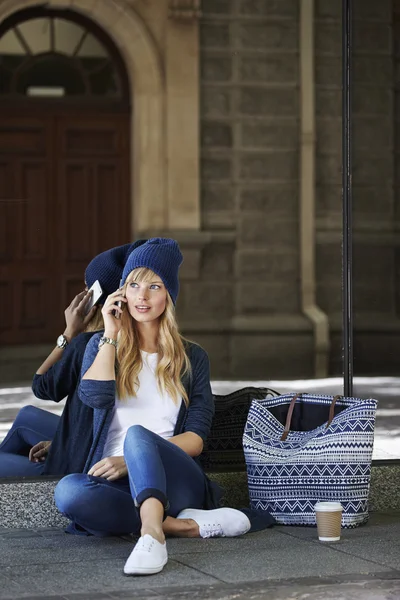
116;267;191;405
85;306;104;332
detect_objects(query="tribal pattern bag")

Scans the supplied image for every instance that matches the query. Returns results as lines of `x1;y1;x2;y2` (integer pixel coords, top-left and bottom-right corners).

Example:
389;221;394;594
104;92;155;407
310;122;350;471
243;393;378;527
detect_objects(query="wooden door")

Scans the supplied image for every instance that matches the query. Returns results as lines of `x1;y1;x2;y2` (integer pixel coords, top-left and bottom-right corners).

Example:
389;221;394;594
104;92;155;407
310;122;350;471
0;111;130;345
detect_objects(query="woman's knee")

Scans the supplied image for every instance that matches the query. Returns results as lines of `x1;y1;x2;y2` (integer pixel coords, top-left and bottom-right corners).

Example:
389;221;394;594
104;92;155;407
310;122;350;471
125;424;151;444
54;473;88;516
14;405;38;424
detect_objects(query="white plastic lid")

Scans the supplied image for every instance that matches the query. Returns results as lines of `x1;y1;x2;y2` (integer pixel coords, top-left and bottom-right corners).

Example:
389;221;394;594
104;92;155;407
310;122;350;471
314;501;343;512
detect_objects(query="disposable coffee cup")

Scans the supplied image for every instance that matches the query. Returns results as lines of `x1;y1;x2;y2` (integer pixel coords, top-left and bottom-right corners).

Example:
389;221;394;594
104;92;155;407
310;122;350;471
314;502;343;542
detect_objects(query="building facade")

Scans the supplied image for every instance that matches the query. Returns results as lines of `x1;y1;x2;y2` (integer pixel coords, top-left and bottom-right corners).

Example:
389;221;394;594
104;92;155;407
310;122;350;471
0;0;399;382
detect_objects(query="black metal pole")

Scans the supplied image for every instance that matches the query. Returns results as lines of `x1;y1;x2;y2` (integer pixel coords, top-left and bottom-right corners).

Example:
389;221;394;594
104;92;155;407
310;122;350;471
342;0;353;397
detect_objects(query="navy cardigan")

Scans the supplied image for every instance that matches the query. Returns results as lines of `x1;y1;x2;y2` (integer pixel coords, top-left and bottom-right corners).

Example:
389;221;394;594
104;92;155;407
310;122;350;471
78;333;223;508
32;332;96;476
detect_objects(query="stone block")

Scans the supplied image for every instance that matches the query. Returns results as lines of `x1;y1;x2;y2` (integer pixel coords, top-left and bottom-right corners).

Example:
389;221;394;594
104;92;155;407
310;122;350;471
239;0;298;18
230;333;314;379
317;185;394;220
238;214;299;250
318;280;395;315
201;244;234;279
353;0;391;21
353;155;393;185
238;22;298;51
352;185;394;217
353;23;392;54
202;156;232;180
236;249;299;282
315;23;341;55
201;56;232;81
394;22;400;57
316;57;341;86
353;244;395;283
242;120;298;149
351;332;400;375
315;185;342;218
354;57;393;85
239;151;298;181
353;116;392;149
240;185;298;213
201;121;233;147
200;23;230;48
201;0;233;15
353;86;391;115
179;249;201;280
315;0;341;19
202;210;236;230
316;244;341;281
316;155;341;185
179;282;234;319
353;284;394;312
201;87;232;117
239;87;298;116
317;282;342;313
236;282;300;314
239;55;298;84
202;185;235;211
183;333;231;378
316;88;341;117
316;118;341;155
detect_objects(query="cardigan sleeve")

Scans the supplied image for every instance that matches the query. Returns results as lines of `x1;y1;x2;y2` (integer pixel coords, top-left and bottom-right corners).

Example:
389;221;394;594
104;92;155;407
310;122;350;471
183;345;214;441
78;333;116;410
32;333;93;402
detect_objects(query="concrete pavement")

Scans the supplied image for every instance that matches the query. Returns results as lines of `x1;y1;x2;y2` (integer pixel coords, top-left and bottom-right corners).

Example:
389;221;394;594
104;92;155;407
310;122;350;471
0;512;399;599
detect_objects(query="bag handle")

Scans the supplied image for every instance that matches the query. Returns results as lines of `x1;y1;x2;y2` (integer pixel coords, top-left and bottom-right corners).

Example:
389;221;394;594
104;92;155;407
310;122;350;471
326;394;343;428
280;393;302;441
280;393;343;441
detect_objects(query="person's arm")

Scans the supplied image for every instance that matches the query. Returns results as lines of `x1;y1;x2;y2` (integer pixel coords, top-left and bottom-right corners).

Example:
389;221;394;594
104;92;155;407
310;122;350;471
32;334;90;402
169;346;214;457
168;432;204;457
78;289;127;409
36;290;96;375
82;288;126;381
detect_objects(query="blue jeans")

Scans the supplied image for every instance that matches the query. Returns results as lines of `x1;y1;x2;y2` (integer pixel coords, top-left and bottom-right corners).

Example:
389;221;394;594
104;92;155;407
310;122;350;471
55;425;206;536
0;405;60;477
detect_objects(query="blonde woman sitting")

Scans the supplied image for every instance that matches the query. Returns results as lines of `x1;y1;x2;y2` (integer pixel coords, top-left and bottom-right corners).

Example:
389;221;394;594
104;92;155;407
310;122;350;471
55;238;250;576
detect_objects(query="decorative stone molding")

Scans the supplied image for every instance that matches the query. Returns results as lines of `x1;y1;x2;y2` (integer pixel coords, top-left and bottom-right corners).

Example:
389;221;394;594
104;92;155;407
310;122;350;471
0;0;201;232
168;0;201;21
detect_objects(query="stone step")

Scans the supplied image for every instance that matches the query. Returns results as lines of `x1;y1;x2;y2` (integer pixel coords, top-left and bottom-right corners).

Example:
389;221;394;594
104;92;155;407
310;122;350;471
0;465;399;529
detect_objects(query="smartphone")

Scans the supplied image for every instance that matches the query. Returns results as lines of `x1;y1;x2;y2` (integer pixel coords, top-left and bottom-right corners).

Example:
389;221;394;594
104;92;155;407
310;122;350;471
114;278;125;319
85;280;103;315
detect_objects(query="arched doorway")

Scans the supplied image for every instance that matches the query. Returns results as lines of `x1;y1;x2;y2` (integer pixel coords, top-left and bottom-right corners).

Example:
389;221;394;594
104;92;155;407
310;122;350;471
0;7;131;345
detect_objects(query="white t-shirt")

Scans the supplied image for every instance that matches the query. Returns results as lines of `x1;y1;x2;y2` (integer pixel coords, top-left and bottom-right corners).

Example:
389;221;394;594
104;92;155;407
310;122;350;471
102;351;181;458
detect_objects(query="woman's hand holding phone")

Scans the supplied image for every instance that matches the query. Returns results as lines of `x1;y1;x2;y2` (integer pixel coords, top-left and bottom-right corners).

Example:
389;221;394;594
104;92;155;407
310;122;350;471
101;289;127;338
64;290;97;339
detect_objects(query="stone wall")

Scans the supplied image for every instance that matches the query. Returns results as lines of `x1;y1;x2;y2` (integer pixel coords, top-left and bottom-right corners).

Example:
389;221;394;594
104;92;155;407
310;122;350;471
315;0;399;375
192;0;400;379
182;0;315;380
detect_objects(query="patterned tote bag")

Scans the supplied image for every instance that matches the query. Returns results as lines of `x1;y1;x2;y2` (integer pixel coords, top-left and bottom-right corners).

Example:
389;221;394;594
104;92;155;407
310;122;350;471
243;392;378;528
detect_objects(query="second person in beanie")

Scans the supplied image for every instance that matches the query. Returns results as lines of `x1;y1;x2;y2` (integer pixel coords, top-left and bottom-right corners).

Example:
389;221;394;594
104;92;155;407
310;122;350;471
0;240;146;479
55;237;250;577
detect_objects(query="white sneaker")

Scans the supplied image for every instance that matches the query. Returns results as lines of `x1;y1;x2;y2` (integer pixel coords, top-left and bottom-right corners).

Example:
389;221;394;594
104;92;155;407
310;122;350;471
123;534;168;576
176;507;251;538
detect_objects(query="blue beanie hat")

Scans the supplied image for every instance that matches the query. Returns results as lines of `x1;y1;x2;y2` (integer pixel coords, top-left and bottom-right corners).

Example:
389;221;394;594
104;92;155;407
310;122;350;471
85;239;147;301
121;238;183;304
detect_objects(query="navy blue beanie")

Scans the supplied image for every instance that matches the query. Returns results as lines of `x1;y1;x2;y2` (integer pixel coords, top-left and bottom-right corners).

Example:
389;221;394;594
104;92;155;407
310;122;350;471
121;238;183;304
85;239;147;301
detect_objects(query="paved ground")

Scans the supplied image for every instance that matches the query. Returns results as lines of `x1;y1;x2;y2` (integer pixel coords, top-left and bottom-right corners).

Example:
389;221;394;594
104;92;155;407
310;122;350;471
1;377;399;460
0;512;399;600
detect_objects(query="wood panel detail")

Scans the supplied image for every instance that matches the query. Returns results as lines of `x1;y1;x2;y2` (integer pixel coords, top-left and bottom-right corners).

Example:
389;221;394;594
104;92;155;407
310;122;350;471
21;162;48;259
19;280;46;329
